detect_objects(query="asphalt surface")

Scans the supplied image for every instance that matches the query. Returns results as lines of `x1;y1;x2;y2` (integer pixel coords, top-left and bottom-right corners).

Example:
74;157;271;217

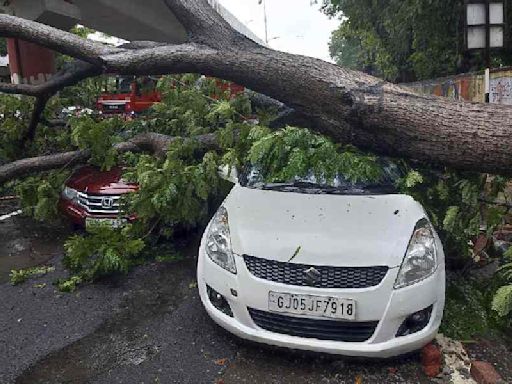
0;204;495;384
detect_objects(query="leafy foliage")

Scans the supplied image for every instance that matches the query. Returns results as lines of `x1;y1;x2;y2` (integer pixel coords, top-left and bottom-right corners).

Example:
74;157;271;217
0;95;34;162
127;75;252;138
70;116;122;170
401;171;509;263
60;224;145;292
10;266;55;286
123;140;222;238
16;171;70;222
492;248;512;317
51;74;252;289
492;285;512;318
69;25;96;39
58;76;110;109
441;277;497;339
247;126;383;184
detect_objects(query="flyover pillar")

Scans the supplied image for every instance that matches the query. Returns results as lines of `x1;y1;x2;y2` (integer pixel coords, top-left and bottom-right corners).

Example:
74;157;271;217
7;0;80;84
7;39;56;84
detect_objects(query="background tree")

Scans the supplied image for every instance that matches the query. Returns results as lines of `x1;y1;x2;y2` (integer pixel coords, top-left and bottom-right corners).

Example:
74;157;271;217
325;0;512;82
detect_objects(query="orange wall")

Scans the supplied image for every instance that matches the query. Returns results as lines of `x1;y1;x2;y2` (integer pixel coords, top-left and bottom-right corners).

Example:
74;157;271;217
7;38;55;84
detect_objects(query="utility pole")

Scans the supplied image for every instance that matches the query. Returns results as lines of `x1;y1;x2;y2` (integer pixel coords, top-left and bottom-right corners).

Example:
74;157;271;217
258;0;268;44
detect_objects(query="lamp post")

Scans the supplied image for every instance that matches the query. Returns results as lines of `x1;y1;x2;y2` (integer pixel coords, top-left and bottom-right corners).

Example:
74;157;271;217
465;0;507;101
258;0;269;44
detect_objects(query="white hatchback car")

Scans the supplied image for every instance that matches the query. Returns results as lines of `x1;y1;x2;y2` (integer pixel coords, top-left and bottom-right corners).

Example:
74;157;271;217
197;167;445;358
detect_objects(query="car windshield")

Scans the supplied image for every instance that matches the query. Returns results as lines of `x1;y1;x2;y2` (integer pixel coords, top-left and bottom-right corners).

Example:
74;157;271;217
239;162;402;195
118;77;133;94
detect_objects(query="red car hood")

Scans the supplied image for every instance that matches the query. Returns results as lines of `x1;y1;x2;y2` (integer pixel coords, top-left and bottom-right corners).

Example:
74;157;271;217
66;166;138;194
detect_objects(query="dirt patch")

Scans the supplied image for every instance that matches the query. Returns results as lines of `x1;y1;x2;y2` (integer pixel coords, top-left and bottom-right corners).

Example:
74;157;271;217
464;336;512;382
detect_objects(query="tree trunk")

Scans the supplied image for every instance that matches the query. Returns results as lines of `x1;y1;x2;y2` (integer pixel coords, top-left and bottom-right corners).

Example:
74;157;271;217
0;0;511;178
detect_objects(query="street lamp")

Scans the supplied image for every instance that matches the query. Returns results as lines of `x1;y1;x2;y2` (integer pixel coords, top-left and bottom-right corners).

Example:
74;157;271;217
465;0;507;101
258;0;269;44
465;0;507;63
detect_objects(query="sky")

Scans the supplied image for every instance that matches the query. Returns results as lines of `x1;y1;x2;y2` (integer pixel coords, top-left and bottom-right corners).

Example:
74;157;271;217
219;0;340;62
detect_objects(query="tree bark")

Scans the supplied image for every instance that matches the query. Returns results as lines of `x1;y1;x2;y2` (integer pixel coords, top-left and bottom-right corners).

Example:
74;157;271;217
0;1;511;176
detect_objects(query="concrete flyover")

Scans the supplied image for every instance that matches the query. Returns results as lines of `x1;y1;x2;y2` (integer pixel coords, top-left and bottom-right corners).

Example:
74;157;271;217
4;0;262;84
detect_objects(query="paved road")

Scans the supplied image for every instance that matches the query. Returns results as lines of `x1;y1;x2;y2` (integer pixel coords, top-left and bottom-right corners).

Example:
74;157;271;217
0;212;439;384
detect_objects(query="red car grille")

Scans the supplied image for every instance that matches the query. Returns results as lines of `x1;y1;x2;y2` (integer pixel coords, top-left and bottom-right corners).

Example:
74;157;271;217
77;192;121;214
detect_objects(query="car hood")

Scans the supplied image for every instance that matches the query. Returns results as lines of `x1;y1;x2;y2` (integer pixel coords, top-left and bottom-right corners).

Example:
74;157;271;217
66;166;138;195
223;185;427;268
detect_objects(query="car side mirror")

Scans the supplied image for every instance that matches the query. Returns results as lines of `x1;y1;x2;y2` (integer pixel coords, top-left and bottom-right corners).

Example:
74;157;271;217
218;165;239;184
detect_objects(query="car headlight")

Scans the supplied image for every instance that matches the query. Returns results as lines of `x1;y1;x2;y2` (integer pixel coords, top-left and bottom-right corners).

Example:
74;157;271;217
62;186;78;203
205;206;237;274
394;218;438;289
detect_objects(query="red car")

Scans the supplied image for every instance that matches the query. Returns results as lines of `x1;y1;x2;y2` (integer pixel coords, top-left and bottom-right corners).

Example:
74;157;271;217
59;166;138;228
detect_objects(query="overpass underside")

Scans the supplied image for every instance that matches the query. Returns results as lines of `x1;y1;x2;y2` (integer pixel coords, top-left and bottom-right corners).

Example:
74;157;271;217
5;0;261;84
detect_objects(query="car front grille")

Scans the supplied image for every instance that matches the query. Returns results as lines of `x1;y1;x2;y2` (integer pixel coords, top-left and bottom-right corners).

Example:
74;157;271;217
248;308;378;342
243;255;388;289
77;192;121;214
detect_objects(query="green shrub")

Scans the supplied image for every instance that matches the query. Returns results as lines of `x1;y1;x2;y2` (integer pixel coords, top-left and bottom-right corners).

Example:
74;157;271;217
60;224;145;291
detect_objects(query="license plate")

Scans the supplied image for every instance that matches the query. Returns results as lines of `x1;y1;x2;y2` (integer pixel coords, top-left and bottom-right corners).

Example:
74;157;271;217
268;291;356;320
85;218;126;229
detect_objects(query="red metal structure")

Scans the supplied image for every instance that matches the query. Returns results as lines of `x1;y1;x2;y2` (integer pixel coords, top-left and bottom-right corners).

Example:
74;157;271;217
7;38;55;84
96;76;162;115
96;76;245;115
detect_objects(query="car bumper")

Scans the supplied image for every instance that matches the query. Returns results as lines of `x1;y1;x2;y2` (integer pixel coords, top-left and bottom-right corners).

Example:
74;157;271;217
197;243;445;358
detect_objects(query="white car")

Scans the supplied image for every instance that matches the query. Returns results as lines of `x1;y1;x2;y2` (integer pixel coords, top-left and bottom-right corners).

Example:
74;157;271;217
197;167;445;358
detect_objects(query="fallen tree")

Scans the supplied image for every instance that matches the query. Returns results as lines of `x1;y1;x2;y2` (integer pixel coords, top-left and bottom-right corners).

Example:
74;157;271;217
0;0;510;179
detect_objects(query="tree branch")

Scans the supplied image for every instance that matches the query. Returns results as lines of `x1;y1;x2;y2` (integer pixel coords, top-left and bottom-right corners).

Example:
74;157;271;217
0;132;219;185
23;93;51;146
0;14;113;65
0;61;101;97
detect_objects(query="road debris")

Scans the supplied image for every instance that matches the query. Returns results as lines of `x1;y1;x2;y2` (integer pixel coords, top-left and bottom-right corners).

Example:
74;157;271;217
214;358;229;366
470;361;503;384
421;342;442;377
436;334;476;383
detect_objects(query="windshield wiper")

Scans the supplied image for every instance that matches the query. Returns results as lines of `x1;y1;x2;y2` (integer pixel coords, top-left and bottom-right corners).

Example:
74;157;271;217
258;182;340;194
357;183;397;193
